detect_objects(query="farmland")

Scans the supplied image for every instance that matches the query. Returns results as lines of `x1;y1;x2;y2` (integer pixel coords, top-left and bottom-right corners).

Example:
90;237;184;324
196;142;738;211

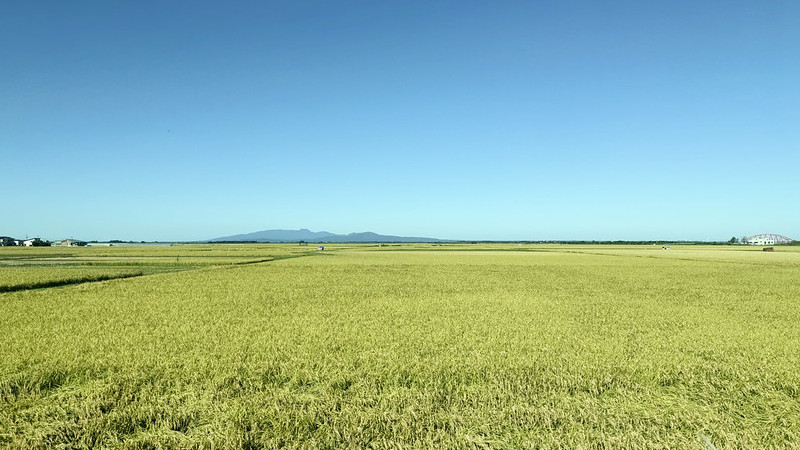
1;244;799;448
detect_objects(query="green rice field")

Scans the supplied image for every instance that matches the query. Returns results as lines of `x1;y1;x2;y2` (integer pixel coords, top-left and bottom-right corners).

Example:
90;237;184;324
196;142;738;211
1;244;798;448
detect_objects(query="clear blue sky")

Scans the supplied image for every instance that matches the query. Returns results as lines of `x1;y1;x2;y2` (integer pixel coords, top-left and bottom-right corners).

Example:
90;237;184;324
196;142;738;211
3;1;798;241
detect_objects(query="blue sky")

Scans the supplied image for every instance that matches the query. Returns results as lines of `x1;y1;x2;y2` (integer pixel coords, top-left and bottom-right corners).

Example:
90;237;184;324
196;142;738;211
2;1;798;241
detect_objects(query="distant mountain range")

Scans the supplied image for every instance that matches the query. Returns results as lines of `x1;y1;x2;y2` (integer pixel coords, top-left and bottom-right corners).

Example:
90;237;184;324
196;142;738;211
209;229;443;243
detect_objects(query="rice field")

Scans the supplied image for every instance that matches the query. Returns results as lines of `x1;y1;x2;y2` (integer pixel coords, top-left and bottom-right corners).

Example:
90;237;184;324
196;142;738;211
1;244;798;448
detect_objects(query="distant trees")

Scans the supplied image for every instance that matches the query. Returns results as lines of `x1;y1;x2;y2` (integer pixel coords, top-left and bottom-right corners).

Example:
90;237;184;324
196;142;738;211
728;236;738;244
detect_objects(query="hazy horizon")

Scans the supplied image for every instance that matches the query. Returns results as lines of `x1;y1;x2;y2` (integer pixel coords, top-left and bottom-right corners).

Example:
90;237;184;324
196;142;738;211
1;227;787;244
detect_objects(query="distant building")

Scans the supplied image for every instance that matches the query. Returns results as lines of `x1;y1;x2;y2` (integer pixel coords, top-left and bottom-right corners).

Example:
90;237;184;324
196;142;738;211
55;239;87;247
0;236;16;246
745;236;776;246
21;238;49;247
743;234;793;246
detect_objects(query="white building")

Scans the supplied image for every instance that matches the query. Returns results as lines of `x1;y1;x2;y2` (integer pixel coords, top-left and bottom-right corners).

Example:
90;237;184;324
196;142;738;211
745;236;775;246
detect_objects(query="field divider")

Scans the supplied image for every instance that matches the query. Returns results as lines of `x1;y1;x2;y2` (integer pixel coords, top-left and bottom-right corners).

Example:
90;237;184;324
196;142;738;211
0;272;145;293
233;258;275;265
1;251;321;293
230;252;320;266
